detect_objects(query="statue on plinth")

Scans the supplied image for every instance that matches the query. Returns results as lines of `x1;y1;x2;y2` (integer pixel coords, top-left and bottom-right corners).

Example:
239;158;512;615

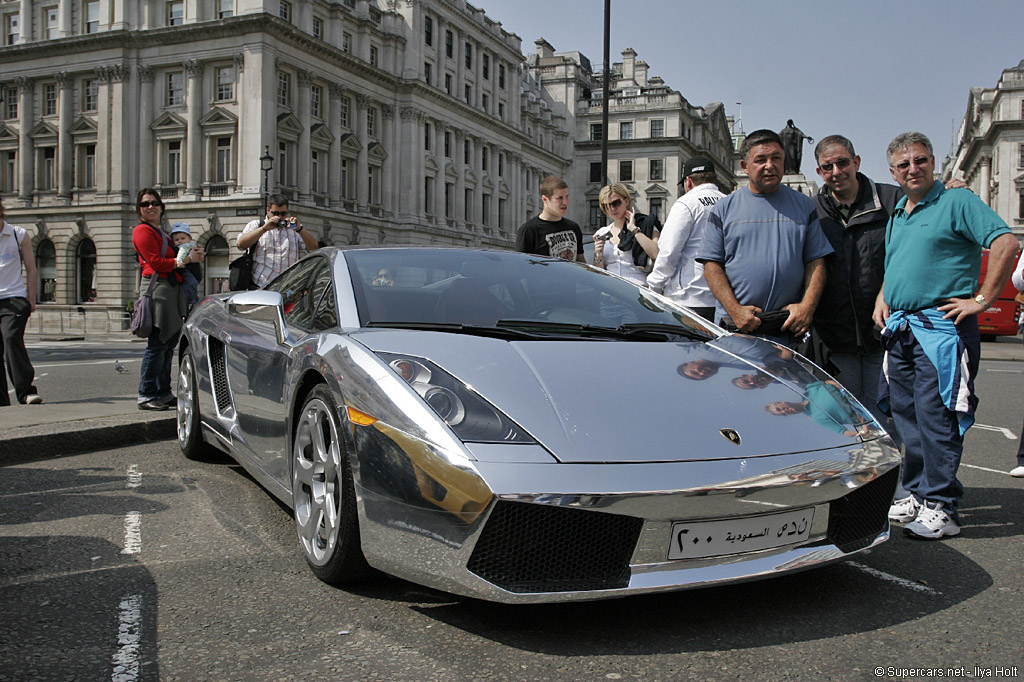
779;120;813;175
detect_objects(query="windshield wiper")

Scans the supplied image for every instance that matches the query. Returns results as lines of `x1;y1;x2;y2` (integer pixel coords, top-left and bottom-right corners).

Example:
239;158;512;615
496;319;706;342
365;321;542;340
615;322;714;341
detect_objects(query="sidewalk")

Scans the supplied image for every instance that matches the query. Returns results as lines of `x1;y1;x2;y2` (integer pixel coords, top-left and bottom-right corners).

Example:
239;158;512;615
2;337;1022;467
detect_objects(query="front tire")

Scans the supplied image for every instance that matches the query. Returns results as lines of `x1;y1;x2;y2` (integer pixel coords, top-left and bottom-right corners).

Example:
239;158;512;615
178;348;217;461
292;384;373;583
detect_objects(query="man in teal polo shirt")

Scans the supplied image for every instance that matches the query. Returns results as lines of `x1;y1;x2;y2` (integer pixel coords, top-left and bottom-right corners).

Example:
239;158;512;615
873;131;1019;540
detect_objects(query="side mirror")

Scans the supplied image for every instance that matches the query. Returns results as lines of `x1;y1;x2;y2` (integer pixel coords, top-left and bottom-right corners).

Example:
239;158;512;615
228;290;292;346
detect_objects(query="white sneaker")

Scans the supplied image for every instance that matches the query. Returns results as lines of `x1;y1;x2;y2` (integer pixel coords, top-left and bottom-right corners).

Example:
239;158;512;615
904;502;960;540
888;495;920;523
24;394;42;405
1009;465;1024;478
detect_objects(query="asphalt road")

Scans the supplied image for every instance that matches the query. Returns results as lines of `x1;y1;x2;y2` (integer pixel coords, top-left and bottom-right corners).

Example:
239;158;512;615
1;352;1021;682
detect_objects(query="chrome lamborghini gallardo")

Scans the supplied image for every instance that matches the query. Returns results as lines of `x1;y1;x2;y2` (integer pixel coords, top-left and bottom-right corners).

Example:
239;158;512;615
176;247;900;603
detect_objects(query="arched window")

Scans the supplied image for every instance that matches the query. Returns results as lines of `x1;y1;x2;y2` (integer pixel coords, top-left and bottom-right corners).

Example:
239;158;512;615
76;238;96;303
204;234;230;294
36;239;56;303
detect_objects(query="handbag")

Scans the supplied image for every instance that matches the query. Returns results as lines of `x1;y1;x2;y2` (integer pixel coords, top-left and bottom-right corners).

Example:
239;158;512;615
228;246;255;291
130;275;158;339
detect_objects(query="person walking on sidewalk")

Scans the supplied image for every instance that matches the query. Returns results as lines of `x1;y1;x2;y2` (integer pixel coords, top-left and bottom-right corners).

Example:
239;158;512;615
0;197;42;406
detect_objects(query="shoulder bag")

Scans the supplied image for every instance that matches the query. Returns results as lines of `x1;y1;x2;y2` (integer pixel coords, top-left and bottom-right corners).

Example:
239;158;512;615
228;245;256;291
130;224;172;339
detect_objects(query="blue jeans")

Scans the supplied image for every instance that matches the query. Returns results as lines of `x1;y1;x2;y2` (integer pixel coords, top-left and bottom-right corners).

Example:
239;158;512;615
885;321;979;522
138;327;178;403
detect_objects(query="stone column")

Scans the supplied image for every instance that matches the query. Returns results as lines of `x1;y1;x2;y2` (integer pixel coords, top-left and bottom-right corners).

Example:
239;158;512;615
184;59;203;198
455;29;465;101
980;154;992;206
453;129;465;229
328;83;343;204
355;94;370;210
382;104;395;214
56;72;73;201
106;64;128;199
489;146;499;229
472;135;483;228
474;44;483;109
398;106;418;218
434;121;447;224
15;77;33;205
94;69;112;195
296;70;312;200
18;0;31;42
58;0;71;37
138;66;154;185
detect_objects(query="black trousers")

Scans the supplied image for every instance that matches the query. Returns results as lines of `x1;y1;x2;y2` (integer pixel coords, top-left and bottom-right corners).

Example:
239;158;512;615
0;296;37;405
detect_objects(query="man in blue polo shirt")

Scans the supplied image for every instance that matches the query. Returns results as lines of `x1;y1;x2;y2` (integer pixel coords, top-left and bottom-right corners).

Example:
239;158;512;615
874;131;1019;540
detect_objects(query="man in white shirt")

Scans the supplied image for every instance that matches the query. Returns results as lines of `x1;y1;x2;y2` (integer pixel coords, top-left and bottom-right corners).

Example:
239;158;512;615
237;194;319;288
647;156;724;321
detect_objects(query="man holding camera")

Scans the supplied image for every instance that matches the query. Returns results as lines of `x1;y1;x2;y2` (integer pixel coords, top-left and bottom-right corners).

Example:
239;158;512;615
237;193;319;288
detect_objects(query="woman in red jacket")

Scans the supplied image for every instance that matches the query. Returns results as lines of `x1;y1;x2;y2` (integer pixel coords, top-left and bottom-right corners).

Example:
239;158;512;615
131;188;204;410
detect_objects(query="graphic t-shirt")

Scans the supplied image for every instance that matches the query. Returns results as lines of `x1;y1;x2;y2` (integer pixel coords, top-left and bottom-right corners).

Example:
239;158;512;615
516;216;583;261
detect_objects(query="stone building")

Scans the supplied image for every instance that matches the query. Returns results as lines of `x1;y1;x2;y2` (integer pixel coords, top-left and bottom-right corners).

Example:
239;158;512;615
0;0;572;326
943;59;1024;242
527;42;737;233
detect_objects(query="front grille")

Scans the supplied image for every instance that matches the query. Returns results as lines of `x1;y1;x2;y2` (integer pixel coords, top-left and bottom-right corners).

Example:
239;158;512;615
467;500;643;593
826;466;899;553
207;338;233;415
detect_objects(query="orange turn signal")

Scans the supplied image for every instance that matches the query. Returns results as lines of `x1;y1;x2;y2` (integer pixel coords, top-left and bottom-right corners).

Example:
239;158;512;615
346;406;378;426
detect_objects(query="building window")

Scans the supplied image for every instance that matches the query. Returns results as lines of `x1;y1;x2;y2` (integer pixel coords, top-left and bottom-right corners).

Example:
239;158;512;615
1019;191;1024;219
589;200;603;227
1;150;16;192
166;140;182;185
444;73;452;95
590;123;603;141
311;150;320;193
368;166;378;204
37;239;56;302
464;42;472;69
498;153;504;177
311;84;322;119
482;54;490;80
5;12;19;44
367;106;376;138
339;96;350;128
214;67;233;101
312;16;323;39
279;1;291;22
340;158;351;198
167;72;184;106
80;143;96;188
278;141;289;187
424;176;433;214
76;238;96;303
620;121;634;140
444;131;451;158
464;140;470;165
482;193;490;225
424;62;432;86
217;0;233;18
445;30;453;58
464;188;473;222
498;102;504;120
649;198;663;221
464;84;471;104
445;182;452;218
499;198;506;228
44;84;57;116
84;1;99;33
481;93;488;113
369;45;378;67
45;7;58;39
215;136;232;183
4;87;16;120
167;1;184;26
342;33;351;53
498;64;505;89
83;79;98;111
277;71;290;107
424;15;432;45
651;119;664;138
424;122;431;151
650;158;664;181
482;147;488;171
589;162;602;183
619;160;633;182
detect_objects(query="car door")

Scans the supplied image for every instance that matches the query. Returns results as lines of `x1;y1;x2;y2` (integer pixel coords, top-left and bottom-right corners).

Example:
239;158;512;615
225;256;331;473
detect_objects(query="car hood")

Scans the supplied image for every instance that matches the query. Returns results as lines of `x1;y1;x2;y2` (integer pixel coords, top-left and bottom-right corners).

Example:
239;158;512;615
352;330;865;464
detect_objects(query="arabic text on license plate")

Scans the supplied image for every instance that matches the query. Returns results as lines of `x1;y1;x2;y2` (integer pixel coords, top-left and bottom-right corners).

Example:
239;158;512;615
668;508;814;560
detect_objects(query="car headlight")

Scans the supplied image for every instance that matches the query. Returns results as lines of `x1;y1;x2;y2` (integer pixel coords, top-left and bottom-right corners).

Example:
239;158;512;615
379;353;534;444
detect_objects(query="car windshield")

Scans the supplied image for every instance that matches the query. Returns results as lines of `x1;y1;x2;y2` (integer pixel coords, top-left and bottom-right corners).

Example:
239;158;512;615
346;248;715;339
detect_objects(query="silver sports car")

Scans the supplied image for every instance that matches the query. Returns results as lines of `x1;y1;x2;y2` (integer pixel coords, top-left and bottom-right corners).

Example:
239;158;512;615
177;246;900;603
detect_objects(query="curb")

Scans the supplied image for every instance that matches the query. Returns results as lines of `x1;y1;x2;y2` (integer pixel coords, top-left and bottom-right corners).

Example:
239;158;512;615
2;416;176;467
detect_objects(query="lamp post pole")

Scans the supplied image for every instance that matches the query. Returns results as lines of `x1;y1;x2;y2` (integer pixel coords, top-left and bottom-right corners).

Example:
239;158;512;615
601;0;611;185
259;145;273;214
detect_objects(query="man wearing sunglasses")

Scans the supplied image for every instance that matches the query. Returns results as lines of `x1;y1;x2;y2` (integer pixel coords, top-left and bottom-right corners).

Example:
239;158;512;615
237;193;319;288
811;135;902;426
874;131;1018;540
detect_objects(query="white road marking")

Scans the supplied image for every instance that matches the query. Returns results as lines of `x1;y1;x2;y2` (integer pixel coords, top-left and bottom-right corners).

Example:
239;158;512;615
121;512;141;555
985;368;1022;373
962;463;1018;476
111;593;142;682
846;561;941;595
972;423;1017;439
126;465;141;489
34;359;141;369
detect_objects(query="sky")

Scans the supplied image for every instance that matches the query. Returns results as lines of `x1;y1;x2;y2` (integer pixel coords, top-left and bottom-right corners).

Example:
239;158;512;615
474;0;1024;185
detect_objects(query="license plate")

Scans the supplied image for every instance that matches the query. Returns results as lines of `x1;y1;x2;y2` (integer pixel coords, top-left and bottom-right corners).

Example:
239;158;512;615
668;508;814;560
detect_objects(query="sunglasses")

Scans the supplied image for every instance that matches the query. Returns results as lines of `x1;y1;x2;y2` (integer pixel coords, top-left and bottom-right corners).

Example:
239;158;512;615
138;200;162;208
269;210;289;217
892;156;930;172
818;157;852;173
601;198;624;211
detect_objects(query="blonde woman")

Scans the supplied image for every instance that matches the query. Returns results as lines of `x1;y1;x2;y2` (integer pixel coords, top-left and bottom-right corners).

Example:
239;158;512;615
593;184;660;286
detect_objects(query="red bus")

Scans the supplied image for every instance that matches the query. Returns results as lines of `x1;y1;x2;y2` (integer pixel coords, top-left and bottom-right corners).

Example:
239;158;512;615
977;248;1022;340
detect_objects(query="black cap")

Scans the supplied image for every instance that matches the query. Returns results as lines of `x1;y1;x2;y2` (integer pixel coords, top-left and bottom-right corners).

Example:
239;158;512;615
680;156;715;184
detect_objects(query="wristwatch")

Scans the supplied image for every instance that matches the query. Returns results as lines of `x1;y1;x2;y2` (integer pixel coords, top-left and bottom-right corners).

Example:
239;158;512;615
974;293;991;309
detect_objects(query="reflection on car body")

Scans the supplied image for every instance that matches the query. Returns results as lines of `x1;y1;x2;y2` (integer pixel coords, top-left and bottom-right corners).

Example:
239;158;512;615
176;247;900;603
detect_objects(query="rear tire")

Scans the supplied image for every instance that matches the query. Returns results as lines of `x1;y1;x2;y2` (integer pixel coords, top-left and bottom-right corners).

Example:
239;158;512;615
292;384;374;583
177;348;218;461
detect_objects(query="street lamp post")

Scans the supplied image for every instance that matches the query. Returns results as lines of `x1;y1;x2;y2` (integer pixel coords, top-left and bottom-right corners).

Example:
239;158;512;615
259;145;273;213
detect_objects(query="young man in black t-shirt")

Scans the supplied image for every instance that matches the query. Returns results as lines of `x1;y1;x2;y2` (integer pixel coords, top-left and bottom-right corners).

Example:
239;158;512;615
515;175;585;262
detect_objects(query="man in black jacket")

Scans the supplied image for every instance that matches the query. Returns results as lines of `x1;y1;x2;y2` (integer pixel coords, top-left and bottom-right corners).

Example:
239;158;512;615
811;135;902;423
